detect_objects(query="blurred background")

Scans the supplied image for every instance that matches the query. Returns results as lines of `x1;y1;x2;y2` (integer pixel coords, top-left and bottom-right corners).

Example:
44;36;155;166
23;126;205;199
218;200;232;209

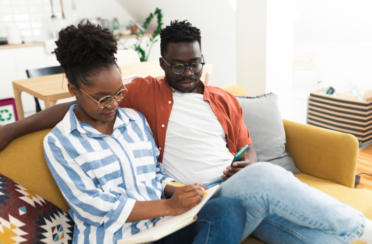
0;0;371;124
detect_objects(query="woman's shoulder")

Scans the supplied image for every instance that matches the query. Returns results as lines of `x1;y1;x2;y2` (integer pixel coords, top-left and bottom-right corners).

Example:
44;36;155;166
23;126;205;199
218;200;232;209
43;107;76;147
117;107;145;121
43;122;67;149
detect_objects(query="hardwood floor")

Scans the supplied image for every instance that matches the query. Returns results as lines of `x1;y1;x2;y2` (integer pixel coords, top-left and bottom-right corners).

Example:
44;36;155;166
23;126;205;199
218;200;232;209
356;144;372;190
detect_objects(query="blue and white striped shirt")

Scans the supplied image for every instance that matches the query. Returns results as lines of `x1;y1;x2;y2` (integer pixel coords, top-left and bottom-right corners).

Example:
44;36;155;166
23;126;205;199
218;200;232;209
43;105;173;244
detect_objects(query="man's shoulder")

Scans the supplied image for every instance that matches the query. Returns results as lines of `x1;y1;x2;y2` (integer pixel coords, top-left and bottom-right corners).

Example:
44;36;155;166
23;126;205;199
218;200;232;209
129;76;164;88
206;85;240;104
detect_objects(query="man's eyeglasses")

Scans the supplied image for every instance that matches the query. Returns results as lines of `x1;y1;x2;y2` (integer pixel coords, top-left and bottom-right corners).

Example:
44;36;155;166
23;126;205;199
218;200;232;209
79;85;128;109
162;56;205;75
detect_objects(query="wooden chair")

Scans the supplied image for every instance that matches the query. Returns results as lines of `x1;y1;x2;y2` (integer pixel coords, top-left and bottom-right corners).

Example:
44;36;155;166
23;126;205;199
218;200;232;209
26;66;64;113
220;84;249;96
201;64;212;85
115;49;141;66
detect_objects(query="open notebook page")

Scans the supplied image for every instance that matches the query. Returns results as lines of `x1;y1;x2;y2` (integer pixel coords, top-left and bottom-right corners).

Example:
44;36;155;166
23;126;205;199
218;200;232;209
118;185;220;244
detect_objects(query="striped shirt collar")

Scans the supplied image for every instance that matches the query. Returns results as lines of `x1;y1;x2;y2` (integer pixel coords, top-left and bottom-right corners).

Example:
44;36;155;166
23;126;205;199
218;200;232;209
63;104;137;137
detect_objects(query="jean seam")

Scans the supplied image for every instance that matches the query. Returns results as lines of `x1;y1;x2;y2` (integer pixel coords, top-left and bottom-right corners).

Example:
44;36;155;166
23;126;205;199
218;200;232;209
197;219;211;244
263;217;309;244
342;214;365;243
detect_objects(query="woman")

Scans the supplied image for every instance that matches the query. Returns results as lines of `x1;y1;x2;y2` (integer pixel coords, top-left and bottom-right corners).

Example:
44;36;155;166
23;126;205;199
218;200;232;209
43;22;245;244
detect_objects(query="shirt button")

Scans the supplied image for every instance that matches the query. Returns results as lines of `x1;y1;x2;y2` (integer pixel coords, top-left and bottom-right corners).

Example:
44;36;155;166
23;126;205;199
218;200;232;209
159;147;161;150
162;124;165;127
168;101;171;104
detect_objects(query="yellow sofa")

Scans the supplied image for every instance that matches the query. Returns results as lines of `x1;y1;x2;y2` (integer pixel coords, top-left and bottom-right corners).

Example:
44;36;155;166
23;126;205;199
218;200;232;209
0;85;371;244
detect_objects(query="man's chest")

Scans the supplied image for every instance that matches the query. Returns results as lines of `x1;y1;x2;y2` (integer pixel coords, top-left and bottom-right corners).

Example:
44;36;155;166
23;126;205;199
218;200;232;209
167;93;226;138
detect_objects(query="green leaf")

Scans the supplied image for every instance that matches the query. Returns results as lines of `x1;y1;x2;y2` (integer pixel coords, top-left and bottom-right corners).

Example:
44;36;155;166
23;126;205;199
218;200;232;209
133;8;163;62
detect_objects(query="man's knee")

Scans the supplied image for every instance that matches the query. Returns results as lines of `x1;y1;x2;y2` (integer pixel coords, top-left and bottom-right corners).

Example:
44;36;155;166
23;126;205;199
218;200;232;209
238;162;286;180
202;198;245;224
226;163;291;192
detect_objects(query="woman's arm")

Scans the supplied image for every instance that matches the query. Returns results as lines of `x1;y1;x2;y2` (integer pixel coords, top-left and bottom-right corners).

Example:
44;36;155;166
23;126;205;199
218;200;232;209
44;133;203;232
127;184;203;222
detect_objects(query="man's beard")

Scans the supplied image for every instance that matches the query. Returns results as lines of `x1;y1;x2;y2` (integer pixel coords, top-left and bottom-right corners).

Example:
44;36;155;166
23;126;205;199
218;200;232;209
175;76;199;93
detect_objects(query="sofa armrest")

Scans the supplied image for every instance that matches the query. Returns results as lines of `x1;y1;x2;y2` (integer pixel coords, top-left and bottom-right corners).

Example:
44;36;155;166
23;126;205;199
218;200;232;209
283;119;359;188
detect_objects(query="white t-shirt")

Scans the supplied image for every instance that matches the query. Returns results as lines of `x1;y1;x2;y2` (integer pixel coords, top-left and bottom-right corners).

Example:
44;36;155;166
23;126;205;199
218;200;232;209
162;91;234;185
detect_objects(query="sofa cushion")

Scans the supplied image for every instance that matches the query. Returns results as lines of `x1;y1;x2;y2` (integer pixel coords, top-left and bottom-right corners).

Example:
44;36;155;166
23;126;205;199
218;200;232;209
295;173;372;219
236;93;300;173
0;129;69;213
0;174;74;243
241;173;372;244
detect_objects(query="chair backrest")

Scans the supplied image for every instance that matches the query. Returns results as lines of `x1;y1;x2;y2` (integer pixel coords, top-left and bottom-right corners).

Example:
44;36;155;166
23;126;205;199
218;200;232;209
200;64;212;85
26;66;64;78
115;49;141;66
220;84;249;96
122;74;141;84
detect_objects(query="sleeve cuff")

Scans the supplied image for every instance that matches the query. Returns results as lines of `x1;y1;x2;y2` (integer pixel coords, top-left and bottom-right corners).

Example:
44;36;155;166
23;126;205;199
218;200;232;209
161;177;175;198
105;197;136;233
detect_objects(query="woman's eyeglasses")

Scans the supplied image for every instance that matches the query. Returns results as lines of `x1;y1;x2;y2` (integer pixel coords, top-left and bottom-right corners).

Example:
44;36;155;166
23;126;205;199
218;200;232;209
79;85;128;109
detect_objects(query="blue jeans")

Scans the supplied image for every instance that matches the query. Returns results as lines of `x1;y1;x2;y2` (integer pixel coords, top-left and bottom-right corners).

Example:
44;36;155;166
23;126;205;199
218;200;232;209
155;197;246;244
205;163;365;244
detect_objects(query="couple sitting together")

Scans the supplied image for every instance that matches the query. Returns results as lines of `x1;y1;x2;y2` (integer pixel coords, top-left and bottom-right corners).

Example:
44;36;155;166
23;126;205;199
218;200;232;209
1;20;371;244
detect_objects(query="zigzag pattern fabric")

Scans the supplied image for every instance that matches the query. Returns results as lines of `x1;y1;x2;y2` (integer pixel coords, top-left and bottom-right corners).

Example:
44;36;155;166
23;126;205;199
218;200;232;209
308;92;372;144
0;174;74;244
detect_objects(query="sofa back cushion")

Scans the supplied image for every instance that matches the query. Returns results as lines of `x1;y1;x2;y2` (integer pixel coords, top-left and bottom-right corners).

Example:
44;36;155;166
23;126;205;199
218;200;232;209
0;129;69;212
236;93;300;173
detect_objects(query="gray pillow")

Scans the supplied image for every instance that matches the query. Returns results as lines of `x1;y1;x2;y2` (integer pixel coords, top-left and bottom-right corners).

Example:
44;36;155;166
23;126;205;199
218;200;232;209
236;93;300;173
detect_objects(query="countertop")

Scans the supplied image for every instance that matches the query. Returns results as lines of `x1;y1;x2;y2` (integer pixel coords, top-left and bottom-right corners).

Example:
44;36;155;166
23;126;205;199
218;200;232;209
0;42;44;50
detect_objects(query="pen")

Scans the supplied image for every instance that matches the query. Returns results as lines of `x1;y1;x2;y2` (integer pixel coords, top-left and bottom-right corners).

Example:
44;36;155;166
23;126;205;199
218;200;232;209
162;180;207;195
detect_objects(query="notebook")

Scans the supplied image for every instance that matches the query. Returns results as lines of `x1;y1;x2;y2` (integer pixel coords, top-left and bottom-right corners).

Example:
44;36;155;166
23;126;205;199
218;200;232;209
117;184;220;244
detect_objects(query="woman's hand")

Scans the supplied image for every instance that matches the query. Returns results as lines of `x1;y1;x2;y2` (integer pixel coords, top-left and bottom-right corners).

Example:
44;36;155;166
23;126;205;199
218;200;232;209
167;184;204;215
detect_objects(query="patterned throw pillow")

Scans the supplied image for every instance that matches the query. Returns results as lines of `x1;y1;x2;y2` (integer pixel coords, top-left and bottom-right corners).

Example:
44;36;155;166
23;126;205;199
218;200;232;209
0;174;74;244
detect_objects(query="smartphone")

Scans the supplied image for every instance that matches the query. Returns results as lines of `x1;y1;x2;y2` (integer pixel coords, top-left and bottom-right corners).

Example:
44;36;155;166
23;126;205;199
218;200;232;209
231;145;249;166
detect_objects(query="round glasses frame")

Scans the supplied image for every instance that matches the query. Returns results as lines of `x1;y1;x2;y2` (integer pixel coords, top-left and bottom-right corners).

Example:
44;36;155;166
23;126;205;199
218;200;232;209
79;85;128;109
162;55;205;75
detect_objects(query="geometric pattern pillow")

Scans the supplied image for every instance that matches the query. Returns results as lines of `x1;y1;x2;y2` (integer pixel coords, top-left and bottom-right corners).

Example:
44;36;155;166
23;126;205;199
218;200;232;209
0;174;74;244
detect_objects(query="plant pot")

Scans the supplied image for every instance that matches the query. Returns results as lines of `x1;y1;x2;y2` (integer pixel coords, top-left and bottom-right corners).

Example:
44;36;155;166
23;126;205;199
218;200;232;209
130;26;138;34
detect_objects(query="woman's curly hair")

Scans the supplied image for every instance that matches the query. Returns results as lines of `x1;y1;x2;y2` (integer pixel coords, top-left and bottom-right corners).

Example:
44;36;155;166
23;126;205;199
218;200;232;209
160;20;201;57
53;21;118;87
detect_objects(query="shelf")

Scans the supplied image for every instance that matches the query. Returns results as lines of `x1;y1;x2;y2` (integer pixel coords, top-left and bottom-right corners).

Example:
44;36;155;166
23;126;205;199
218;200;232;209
0;42;44;50
117;33;152;40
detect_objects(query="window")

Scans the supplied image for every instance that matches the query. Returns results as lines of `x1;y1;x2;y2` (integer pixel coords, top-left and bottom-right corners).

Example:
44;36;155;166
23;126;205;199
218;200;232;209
0;0;61;43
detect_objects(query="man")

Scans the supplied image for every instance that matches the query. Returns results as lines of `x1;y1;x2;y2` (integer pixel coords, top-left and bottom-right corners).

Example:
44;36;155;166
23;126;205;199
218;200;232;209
0;20;371;243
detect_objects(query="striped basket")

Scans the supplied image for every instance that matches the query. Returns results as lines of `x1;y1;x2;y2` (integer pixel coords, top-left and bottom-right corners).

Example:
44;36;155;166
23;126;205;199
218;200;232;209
307;91;372;144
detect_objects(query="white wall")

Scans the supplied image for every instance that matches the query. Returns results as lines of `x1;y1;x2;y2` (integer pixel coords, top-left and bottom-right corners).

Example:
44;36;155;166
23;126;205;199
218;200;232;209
236;0;267;95
236;0;294;119
116;0;237;87
294;0;372;89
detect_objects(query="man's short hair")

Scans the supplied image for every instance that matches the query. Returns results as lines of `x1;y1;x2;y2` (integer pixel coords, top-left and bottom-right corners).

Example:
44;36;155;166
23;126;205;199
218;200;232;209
160;20;201;56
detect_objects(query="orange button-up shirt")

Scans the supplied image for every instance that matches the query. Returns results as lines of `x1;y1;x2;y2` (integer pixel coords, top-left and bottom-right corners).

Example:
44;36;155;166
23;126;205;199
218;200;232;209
120;76;252;163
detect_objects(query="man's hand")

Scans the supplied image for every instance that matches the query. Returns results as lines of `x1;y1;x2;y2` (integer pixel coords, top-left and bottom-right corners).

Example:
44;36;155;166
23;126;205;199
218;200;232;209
222;144;259;180
221;159;253;181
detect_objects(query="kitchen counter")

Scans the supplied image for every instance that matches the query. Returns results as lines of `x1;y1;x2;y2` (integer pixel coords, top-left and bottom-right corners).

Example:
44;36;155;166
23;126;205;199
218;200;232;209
0;42;44;50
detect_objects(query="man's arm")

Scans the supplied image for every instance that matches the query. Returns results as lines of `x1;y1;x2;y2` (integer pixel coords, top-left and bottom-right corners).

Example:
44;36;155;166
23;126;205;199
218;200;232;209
222;144;259;181
0;101;75;152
